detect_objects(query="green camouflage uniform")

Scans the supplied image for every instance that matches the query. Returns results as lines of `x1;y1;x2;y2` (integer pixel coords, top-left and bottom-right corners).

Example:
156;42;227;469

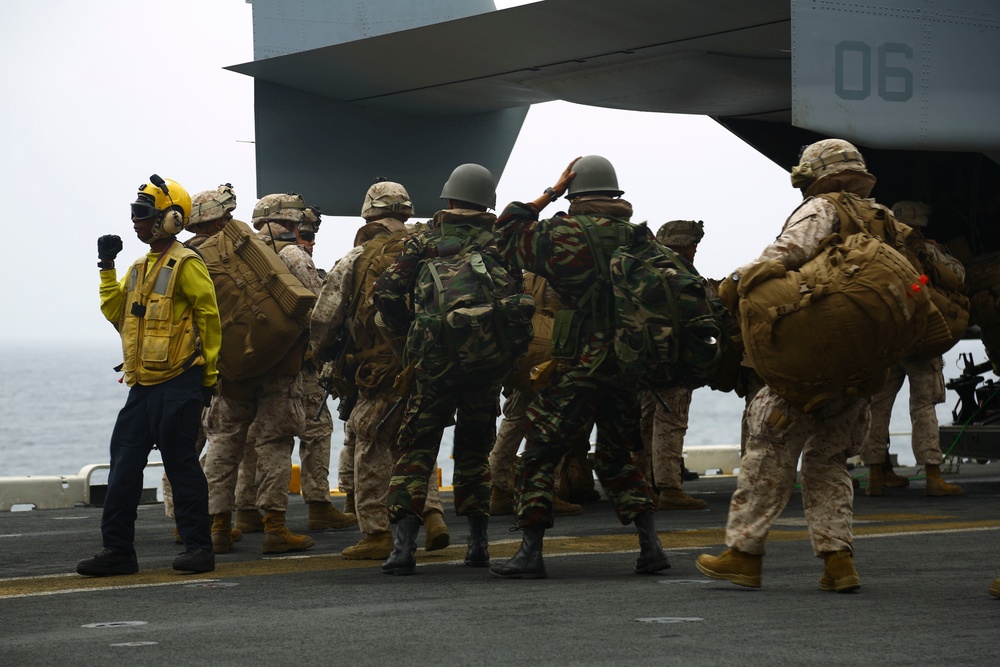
494;199;656;528
373;209;505;522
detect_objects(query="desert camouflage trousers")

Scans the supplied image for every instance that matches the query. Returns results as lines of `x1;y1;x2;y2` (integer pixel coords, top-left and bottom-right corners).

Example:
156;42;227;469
516;357;654;528
387;378;501;522
202;374;305;514
862;356;946;466
637;386;692;491
726;387;870;557
489;389;531;492
347;392;443;533
289;365;334;503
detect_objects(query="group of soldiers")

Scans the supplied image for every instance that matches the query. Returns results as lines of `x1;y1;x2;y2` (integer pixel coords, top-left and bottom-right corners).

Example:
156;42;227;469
79;139;999;599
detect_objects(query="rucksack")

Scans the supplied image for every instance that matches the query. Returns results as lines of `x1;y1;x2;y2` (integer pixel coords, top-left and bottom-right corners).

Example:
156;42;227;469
819;192;966;358
507;272;563;394
579;218;728;391
195;219;316;382
406;224;534;384
738;195;950;412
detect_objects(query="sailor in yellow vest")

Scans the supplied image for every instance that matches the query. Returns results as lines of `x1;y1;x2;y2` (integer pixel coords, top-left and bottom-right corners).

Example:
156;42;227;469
697;139;875;592
862;201;965;497
311;180;449;560
637;220;709;511
78;176;220;577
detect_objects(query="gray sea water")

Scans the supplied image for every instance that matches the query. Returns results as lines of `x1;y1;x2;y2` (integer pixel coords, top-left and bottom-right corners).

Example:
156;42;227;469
0;340;993;488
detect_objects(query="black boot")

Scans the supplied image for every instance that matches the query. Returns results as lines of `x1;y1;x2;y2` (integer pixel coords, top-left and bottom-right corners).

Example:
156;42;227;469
464;515;490;567
634;511;671;574
381;515;421;575
489;526;547;579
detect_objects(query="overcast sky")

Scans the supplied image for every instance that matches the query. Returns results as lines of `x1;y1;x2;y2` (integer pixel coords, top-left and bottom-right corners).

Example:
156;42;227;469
0;0;804;345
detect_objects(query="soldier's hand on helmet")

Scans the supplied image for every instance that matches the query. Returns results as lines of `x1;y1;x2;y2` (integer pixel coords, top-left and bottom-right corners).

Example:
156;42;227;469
201;384;217;408
718;274;740;313
97;234;123;261
552;156;582;196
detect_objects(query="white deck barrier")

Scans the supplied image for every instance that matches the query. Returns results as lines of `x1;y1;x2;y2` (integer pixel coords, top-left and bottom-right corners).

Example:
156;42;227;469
0;462;163;511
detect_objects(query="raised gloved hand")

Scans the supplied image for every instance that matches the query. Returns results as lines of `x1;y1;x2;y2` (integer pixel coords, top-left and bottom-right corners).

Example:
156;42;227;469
201;384;217;408
718;274;740;313
97;234;123;261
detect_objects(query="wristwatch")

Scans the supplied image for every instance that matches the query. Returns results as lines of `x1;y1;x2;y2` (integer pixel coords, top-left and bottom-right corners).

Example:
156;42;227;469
730;272;740;283
544;187;559;202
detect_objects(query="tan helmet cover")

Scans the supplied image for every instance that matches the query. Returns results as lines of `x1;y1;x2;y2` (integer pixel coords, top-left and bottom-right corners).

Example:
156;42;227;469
656;219;704;247
361;181;414;220
189;184;237;227
892;200;931;228
252;193;308;230
790;139;869;189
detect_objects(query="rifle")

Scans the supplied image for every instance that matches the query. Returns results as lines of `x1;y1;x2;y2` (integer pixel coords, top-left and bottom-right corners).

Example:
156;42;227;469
316;328;358;422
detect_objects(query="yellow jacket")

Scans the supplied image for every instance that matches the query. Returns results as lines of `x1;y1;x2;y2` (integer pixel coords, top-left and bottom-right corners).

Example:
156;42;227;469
100;241;221;387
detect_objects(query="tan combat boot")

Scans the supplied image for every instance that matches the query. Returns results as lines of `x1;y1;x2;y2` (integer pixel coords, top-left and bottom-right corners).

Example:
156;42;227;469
234;509;265;533
989;578;1000;599
924;464;963;496
865;465;885;497
262;510;316;554
552;496;583;516
883;461;910;488
819;550;861;593
179;523;241;547
307;501;358;530
211;513;236;554
423;510;450;551
657;488;708;510
695;548;762;588
490;485;515;516
342;531;392;560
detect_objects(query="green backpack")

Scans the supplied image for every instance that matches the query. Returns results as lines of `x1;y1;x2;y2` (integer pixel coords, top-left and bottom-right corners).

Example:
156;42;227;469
406;224;535;384
579;219;728;390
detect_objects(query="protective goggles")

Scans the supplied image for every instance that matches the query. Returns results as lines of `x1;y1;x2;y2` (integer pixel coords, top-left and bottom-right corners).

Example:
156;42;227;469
130;201;160;221
298;231;315;242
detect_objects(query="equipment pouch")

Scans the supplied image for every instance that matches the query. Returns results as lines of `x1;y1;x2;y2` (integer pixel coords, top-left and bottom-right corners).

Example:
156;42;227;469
551;309;582;359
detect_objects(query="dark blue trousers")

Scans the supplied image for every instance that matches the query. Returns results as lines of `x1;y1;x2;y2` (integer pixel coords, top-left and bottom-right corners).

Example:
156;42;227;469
101;367;211;554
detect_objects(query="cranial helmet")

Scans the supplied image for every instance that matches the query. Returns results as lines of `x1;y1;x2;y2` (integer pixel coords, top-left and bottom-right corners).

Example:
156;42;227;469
790;139;869;189
132;175;192;240
189;184;237;228
656;219;705;247
440;163;496;209
252;193;309;230
362;180;414;220
567;155;623;198
892;200;931;228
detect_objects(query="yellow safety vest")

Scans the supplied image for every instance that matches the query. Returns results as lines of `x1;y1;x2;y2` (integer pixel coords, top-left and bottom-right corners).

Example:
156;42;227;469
119;242;204;386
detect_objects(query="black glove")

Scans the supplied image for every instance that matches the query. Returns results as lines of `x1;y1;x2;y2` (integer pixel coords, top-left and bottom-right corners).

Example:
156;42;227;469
201;384;217;408
97;234;123;261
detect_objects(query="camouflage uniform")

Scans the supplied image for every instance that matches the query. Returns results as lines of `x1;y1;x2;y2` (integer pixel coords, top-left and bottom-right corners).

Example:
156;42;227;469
311;233;444;536
863;237;966;469
724;196;871;557
494;199;656;528
637;386;692;491
373;209;504;521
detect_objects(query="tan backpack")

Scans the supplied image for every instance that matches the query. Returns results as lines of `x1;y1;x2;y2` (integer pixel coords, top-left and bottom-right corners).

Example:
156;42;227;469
195;219;315;382
739;195;949;412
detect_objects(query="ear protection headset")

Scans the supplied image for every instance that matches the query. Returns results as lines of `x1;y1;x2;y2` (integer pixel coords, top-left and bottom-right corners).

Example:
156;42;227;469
149;174;184;237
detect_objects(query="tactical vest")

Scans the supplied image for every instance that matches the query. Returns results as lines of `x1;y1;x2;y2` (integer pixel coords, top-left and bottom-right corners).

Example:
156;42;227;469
119;242;204;386
347;230;409;398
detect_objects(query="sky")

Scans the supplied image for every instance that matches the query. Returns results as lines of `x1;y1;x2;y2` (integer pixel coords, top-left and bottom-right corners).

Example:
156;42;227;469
0;0;804;345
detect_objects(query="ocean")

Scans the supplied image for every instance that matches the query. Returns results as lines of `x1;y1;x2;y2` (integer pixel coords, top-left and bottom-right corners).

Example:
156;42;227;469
0;340;993;488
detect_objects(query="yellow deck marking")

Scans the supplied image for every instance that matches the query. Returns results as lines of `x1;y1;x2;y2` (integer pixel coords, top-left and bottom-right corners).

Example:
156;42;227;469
3;517;997;599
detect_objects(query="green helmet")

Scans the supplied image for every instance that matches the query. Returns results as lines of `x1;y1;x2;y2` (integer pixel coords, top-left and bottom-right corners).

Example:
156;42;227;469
439;163;496;209
567;155;623;197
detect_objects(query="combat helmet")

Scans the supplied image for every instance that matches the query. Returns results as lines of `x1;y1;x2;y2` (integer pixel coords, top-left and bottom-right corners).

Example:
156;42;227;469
892;200;931;228
567;155;623;198
362;180;414;220
189;184;236;229
790;139;870;190
252;193;309;230
656;219;704;247
131;175;192;240
440;163;496;209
